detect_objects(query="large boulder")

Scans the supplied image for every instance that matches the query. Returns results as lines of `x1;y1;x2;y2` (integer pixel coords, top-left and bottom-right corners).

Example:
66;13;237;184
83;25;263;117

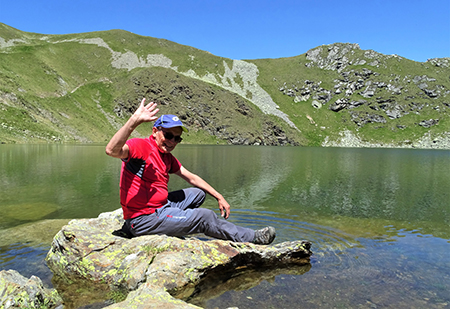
46;209;312;308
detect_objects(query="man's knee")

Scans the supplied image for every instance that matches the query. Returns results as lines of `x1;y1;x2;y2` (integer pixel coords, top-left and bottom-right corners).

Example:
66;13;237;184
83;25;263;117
193;207;218;222
185;187;206;206
196;188;206;203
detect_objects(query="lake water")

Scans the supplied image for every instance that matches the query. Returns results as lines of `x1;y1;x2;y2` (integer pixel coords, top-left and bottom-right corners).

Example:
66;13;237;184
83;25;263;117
0;144;449;308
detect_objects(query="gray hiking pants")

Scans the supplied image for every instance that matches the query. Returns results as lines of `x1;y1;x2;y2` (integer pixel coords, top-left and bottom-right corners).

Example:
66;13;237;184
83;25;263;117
126;188;255;243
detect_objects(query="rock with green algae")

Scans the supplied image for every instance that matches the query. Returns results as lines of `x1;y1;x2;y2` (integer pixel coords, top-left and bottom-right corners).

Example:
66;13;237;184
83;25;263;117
45;208;312;308
0;269;63;309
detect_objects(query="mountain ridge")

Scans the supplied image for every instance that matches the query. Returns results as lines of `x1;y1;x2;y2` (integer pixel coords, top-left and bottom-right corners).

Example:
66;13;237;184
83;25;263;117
1;23;449;148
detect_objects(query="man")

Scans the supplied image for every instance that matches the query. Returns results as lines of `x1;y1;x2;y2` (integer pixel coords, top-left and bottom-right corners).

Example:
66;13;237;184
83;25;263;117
106;98;276;245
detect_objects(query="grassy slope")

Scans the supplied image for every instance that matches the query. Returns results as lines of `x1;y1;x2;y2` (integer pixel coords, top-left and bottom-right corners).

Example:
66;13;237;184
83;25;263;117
1;23;449;146
0;24;303;145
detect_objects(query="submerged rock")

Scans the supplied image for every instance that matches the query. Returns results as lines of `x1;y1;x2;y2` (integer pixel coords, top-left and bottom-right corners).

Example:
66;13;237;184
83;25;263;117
45;209;312;308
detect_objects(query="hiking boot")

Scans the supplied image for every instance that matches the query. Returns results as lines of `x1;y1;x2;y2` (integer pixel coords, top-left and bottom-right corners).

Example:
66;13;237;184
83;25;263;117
253;226;276;245
112;222;134;239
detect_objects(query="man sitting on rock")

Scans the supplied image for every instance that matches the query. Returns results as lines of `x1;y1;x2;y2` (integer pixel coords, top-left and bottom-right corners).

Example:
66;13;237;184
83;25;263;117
105;98;276;245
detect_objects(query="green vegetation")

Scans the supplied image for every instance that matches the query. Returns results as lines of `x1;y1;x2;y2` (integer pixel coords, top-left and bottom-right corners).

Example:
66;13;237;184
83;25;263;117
107;288;128;303
1;23;449;147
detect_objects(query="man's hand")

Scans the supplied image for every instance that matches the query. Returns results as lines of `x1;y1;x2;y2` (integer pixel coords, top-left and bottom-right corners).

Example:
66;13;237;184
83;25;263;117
106;98;159;159
132;98;159;125
218;197;231;219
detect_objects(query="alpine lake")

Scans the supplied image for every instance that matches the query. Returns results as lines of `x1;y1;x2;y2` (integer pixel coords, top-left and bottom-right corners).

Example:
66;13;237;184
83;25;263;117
0;144;449;309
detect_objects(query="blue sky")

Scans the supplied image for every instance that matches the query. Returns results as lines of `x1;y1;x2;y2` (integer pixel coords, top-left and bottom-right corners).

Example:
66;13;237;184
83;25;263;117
1;0;449;62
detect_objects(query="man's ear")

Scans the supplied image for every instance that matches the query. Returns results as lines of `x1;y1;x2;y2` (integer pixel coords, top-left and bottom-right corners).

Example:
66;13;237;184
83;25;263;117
151;126;158;135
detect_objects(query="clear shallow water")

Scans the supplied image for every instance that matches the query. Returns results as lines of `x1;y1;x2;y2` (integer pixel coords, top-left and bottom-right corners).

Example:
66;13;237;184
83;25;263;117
0;144;449;308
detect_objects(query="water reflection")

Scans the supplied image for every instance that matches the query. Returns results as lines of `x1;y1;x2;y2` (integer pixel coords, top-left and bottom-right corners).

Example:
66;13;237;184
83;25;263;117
0;243;52;285
0;145;449;308
174;146;450;240
0;144;120;229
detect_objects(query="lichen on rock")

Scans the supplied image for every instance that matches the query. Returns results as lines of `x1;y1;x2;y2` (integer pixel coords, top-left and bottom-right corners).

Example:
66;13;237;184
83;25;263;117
0;269;63;309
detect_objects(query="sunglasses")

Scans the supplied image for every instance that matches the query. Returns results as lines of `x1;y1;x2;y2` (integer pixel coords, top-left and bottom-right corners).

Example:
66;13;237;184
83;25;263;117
159;128;183;143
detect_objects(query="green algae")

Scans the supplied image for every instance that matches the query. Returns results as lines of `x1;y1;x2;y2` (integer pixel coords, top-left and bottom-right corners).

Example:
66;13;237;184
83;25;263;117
1;202;59;222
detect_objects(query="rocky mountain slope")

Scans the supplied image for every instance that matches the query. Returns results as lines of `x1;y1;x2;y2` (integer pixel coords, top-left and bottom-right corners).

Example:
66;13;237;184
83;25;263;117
1;23;449;148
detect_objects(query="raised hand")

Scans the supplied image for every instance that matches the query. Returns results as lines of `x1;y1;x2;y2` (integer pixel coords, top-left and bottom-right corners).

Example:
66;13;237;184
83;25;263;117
133;98;159;124
106;98;159;159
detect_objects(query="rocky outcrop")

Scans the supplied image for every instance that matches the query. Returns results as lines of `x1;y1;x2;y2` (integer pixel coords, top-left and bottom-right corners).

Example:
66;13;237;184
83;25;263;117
427;58;450;68
115;69;300;146
305;43;363;71
277;44;450;145
322;129;450;149
45;209;312;308
0;270;63;309
418;119;439;128
281;67;447;123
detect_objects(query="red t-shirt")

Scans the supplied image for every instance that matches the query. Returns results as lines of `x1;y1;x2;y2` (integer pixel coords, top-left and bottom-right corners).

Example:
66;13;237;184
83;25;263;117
120;136;181;219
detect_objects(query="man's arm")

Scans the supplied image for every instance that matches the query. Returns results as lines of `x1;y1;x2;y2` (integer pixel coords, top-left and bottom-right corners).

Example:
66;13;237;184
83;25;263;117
175;166;231;219
105;98;159;159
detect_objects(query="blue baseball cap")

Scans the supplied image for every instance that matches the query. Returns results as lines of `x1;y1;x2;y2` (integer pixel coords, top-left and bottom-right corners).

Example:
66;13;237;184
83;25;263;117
154;114;189;132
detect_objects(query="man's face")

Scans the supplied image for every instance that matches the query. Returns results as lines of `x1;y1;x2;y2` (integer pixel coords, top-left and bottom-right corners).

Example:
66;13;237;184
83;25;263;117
152;126;183;153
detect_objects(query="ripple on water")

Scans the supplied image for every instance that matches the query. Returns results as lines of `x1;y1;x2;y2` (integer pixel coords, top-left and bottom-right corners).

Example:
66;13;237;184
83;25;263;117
202;209;450;309
1;209;449;309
